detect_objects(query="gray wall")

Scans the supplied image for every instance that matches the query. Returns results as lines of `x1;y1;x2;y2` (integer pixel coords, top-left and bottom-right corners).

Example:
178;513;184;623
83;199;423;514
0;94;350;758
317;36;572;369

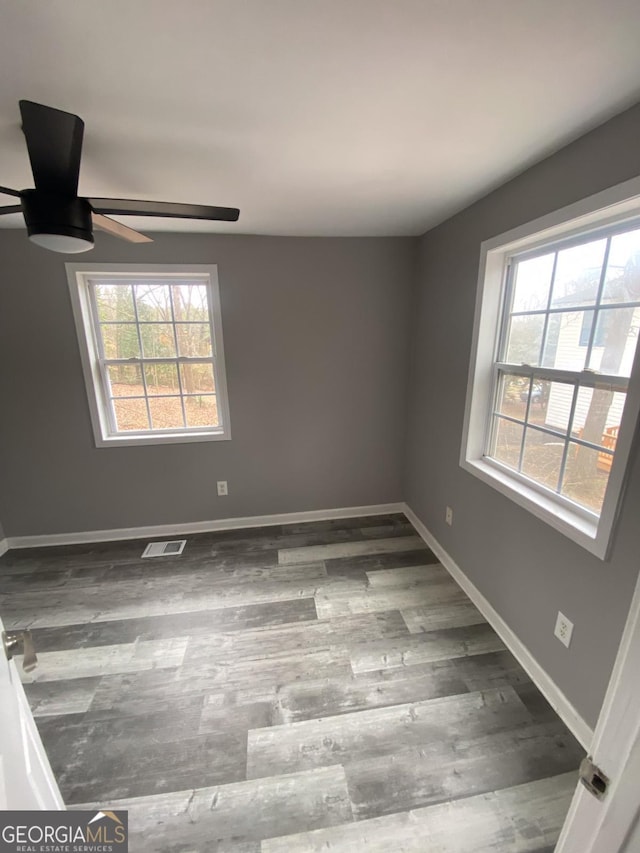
404;102;640;728
0;233;414;536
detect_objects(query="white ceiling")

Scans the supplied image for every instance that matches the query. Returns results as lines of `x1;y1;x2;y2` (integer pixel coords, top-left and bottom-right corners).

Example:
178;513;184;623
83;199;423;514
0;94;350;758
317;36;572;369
1;0;640;237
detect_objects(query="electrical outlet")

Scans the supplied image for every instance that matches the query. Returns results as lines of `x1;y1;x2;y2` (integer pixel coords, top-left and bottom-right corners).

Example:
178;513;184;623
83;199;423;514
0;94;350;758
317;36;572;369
445;506;453;526
217;481;228;496
554;611;574;648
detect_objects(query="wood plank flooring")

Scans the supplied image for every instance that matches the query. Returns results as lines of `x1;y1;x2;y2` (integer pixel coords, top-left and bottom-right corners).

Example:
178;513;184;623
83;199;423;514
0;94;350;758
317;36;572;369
0;513;583;851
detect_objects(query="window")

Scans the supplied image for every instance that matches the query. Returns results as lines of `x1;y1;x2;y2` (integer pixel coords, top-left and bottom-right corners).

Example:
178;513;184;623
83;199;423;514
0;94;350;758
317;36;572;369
67;264;231;446
462;177;640;558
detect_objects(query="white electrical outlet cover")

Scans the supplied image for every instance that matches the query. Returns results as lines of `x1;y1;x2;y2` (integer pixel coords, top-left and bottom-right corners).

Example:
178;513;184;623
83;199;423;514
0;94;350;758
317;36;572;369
554;611;574;648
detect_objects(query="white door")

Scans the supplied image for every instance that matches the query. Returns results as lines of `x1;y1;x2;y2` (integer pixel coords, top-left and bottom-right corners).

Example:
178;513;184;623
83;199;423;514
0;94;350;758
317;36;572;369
556;565;640;853
0;614;64;809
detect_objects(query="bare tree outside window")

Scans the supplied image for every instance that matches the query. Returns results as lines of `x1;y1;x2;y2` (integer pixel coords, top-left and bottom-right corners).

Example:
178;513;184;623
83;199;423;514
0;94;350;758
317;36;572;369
90;277;220;434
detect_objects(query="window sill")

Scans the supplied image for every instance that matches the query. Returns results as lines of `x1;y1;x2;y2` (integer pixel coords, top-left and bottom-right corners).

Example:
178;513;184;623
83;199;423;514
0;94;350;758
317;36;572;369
461;455;607;559
96;429;231;448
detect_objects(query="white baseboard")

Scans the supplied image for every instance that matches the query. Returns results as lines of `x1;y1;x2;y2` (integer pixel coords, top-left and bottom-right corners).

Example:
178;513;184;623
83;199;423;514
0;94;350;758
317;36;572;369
5;503;405;550
0;538;8;558
402;503;594;751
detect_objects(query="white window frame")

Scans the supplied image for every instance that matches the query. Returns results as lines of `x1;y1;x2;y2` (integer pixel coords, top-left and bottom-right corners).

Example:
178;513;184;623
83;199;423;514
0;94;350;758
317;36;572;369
67;263;232;447
461;176;640;559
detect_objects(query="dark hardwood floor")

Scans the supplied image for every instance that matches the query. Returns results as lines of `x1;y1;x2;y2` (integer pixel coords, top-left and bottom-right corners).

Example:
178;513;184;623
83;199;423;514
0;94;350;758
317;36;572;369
0;513;583;851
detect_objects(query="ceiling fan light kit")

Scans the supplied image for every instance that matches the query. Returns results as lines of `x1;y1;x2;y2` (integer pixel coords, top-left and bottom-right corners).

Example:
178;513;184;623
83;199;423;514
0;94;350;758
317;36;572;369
0;100;240;254
22;190;94;253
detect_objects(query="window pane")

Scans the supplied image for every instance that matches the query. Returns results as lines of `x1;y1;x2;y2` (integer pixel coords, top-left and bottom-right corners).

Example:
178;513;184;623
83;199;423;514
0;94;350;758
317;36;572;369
490;417;523;470
101;324;140;359
81;269;230;442
172;284;209;321
180;362;216;394
521;428;563;491
107;364;143;397
587;307;640;377
512;254;554;312
562;443;611;513
94;284;135;322
185;395;218;427
113;398;149;431
550;239;606;308
148;397;185;429
135;283;171;322
175;323;212;357
536;380;573;433
140;324;177;358
495;374;529;421
144;363;180;396
602;227;640;303
504;314;544;365
572;387;625;446
542;311;591;370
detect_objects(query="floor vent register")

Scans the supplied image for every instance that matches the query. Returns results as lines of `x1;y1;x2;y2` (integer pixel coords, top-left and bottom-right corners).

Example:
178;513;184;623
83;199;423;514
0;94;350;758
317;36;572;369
141;540;187;558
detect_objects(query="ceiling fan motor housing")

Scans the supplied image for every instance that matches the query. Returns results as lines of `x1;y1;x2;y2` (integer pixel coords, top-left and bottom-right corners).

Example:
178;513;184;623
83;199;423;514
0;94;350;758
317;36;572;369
21;189;94;245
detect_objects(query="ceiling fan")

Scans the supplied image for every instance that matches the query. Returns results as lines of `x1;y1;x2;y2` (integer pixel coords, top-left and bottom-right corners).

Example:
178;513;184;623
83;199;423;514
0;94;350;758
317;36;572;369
0;100;240;253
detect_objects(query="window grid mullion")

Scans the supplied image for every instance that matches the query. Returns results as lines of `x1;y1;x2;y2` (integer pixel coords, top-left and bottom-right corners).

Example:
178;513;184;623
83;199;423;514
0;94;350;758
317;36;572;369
495;413;566;442
106;390;216;401
583;236;612;370
537;250;559;367
102;356;213;365
99;320;208;326
494;363;629;391
130;285;153;430
509;299;640;318
493;414;611;456
556;382;581;494
168;285;188;429
516;379;533;471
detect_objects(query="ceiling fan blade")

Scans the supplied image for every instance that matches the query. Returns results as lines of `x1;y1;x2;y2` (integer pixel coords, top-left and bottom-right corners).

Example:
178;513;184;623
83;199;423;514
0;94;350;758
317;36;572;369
0;185;21;198
0;205;23;216
92;212;153;244
89;198;240;222
19;100;84;196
